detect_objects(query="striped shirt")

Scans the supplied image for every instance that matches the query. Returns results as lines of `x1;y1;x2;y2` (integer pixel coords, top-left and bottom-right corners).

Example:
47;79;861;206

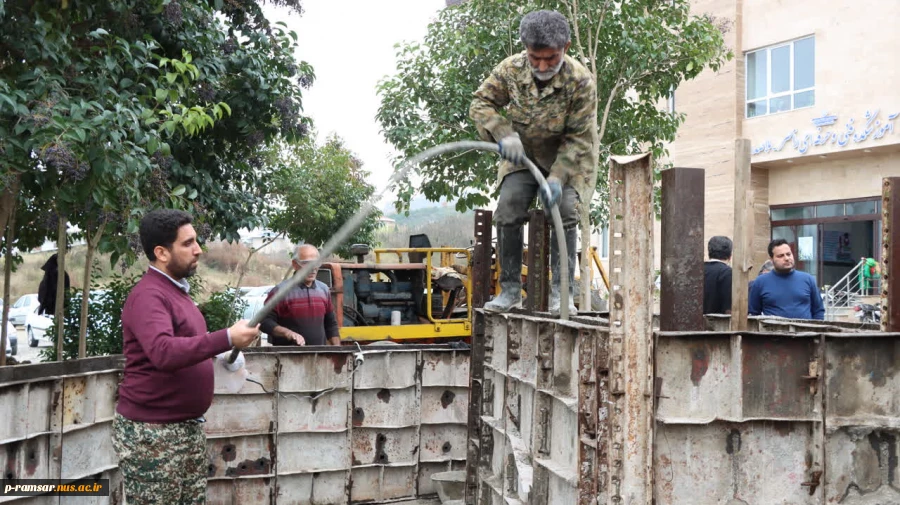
260;279;338;345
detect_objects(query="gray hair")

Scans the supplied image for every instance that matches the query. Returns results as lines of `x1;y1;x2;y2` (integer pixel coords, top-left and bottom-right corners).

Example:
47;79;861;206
519;10;571;50
707;236;733;261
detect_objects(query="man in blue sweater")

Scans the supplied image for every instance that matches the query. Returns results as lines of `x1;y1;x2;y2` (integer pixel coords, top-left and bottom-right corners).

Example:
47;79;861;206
749;238;825;320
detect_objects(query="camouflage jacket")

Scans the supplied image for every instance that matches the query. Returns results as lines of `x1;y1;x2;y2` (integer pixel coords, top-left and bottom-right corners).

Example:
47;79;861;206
469;52;598;199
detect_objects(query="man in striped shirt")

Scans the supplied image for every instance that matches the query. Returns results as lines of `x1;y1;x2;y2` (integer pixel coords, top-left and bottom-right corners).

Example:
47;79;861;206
260;244;340;346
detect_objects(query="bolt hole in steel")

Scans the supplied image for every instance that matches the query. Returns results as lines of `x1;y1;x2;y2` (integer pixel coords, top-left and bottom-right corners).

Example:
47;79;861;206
5;472;13;480
28;452;35;460
377;434;387;443
442;442;452;453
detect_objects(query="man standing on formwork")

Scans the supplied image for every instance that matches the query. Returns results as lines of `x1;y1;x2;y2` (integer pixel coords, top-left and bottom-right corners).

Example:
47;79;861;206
470;9;597;314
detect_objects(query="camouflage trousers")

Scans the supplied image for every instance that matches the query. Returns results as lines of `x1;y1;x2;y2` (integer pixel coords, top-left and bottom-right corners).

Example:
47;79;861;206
112;413;208;505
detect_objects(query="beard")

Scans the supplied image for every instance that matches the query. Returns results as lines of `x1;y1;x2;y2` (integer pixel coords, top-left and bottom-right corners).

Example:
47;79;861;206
532;59;565;81
170;257;198;279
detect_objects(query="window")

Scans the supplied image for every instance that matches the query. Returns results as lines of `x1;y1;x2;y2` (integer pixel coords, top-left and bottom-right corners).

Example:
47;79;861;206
746;36;815;118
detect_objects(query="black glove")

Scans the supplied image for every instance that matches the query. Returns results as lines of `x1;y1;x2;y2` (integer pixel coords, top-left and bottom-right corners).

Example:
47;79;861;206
497;134;525;165
539;179;562;212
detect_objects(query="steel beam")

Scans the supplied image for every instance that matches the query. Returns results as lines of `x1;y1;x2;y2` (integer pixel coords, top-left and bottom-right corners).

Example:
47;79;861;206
526;209;550;312
731;139;753;330
882;178;900;331
472;209;494;309
660;167;706;331
607;153;655;505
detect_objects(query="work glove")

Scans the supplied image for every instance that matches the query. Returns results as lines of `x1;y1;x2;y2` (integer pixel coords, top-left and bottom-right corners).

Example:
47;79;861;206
498;134;526;165
216;350;245;372
539;179;562;213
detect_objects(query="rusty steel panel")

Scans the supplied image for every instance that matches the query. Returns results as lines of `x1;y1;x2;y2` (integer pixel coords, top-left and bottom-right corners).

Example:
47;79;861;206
62;373;118;429
506;318;538;386
275;471;349;504
526;209;550;313
205;395;275;436
350;466;417;502
352;386;419;429
485;316;507;372
608;153;655;504
505;379;536;457
551;324;580;399
419;424;468;462
352;427;419;467
278;431;350;474
207;478;273;505
481;368;505;423
207;434;274;479
654;422;821;504
215;353;278;395
472;209;494;309
279;352;351;392
825;427;900;504
418;461;465;496
660;167;705;331
353;352;418;390
466;312;487;505
420;386;468;425
278;389;350;432
883;178;899;332
742;335;818;420
826;337;900;423
0;435;52;481
656;335;740;423
60;422;118;479
421;350;469;388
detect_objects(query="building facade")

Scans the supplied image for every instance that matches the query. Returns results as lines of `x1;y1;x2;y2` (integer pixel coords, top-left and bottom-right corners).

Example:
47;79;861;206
667;0;900;287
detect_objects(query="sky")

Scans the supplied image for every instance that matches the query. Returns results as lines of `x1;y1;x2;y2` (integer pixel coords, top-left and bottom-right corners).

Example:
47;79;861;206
263;0;448;209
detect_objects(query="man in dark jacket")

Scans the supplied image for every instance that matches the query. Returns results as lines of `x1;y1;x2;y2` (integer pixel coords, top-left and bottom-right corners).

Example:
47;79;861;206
37;253;69;315
703;236;733;314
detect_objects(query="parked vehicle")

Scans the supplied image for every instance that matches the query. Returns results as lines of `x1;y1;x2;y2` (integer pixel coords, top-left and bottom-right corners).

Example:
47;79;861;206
9;294;40;326
4;321;16;356
241;285;273;322
27;290;111;347
854;302;881;324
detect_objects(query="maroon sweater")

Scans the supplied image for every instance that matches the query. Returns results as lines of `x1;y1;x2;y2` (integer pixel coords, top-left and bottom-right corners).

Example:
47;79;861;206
116;269;232;423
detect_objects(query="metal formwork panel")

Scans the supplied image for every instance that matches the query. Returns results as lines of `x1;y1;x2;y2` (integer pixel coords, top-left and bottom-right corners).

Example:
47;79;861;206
352;386;419;429
419;424;467;462
654;422;821;505
421;386;468;425
205;394;276;436
279;432;351;474
277;389;350;432
352;427;419;466
353;351;418;390
279;352;352;392
207;434;275;479
60;422;117;479
421;350;469;388
207;478;273;505
349;465;417;502
275;471;349;504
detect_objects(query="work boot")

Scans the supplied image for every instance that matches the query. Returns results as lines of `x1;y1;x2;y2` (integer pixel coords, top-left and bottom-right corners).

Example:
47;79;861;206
484;225;524;313
549;226;578;315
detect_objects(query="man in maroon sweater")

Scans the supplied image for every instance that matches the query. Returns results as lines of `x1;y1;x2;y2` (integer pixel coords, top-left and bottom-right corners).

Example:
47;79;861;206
112;209;259;504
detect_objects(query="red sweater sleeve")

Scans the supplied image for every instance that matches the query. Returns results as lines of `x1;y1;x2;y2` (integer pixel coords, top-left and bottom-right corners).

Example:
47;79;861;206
125;289;231;372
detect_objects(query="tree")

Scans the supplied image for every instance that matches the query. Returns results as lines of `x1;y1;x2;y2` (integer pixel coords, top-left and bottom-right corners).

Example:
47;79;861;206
376;0;732;305
0;0;313;358
267;132;382;258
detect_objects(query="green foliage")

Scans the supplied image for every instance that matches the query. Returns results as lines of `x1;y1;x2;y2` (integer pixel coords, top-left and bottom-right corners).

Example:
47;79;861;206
267;133;382;258
0;0;314;267
40;272;139;362
197;289;247;333
376;0;732;222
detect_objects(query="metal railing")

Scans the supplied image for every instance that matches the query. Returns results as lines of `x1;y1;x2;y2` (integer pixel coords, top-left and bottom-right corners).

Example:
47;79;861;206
823;259;882;320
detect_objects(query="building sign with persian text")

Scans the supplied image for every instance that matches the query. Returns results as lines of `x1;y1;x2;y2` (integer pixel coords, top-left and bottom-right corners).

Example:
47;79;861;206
752;109;900;156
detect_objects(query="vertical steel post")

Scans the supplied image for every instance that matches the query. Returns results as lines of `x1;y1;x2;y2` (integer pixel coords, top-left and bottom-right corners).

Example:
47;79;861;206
660;168;706;331
731;139;753;330
526;209;550;312
607;153;655;504
882;178;900;332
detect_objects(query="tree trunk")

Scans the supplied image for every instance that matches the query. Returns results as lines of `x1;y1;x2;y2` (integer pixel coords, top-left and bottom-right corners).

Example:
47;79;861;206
55;214;67;362
78;223;105;358
0;204;16;366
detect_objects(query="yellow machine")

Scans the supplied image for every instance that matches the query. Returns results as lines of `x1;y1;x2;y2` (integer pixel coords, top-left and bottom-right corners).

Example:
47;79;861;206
317;241;473;343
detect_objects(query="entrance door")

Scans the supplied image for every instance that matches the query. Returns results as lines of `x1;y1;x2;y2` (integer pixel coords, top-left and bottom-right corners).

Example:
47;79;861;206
770;198;881;288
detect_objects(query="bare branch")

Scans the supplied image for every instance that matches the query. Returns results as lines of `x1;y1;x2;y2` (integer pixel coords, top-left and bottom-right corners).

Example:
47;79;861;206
598;80;623;143
590;0;613;74
561;0;589;64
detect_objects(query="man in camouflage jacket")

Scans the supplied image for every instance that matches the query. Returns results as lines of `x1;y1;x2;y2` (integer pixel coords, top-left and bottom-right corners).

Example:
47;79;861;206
470;9;597;313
